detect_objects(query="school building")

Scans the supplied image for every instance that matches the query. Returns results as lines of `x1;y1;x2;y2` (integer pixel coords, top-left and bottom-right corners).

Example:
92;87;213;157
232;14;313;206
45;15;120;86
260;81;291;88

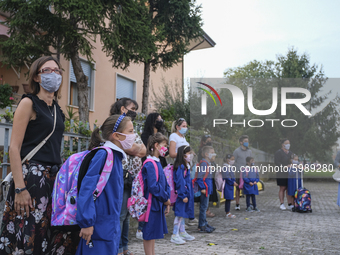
0;11;215;127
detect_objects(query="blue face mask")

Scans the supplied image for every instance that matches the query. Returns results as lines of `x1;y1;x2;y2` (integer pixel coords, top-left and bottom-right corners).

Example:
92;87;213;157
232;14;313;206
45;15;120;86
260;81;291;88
243;142;249;148
179;128;187;135
251;162;255;166
40;72;62;93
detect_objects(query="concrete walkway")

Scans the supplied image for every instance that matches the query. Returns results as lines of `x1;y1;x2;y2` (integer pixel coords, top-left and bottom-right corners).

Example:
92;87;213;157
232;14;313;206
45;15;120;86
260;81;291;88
127;181;340;255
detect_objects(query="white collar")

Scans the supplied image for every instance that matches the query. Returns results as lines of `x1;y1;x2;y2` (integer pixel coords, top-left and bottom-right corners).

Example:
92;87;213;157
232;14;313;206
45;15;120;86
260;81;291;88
103;141;127;160
147;155;160;162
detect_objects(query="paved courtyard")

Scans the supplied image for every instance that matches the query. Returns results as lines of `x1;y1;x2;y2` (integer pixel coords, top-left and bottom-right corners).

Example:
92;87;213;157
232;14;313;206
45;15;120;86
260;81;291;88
128;181;340;255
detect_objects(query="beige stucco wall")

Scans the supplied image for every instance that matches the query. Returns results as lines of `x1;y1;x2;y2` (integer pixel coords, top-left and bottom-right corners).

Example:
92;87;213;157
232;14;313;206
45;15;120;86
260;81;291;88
1;41;183;128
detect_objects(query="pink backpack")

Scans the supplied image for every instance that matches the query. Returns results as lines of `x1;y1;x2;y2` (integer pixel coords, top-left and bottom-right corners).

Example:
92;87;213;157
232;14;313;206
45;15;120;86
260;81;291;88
51;147;114;230
163;164;178;206
215;169;225;198
127;159;158;222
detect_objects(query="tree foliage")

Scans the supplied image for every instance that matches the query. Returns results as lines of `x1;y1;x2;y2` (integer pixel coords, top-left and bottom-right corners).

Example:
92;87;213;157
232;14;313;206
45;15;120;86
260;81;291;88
0;0;151;122
109;0;203;114
223;48;340;162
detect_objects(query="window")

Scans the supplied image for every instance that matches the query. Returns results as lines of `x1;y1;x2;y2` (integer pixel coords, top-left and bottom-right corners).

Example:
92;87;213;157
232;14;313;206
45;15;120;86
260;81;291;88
116;74;136;100
69;60;94;109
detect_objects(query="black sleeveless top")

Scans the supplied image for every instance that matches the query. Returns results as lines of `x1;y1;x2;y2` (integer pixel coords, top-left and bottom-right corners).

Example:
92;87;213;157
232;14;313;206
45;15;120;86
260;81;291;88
20;94;65;165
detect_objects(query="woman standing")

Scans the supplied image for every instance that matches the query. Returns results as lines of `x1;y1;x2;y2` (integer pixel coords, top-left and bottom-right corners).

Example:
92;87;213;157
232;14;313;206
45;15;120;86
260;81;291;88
274;138;294;211
110;98;146;255
0;56;65;255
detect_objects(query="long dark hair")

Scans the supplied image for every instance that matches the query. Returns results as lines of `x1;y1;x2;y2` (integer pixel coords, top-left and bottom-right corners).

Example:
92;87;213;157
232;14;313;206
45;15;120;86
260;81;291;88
174;145;192;171
141;113;165;145
109;97;139;115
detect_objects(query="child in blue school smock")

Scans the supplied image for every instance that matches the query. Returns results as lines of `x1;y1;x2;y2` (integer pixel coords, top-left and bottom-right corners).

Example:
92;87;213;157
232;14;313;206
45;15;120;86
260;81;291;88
287;154;302;210
142;132;171;255
75;114;135;255
242;157;260;212
222;154;238;218
171;145;196;245
196;146;216;233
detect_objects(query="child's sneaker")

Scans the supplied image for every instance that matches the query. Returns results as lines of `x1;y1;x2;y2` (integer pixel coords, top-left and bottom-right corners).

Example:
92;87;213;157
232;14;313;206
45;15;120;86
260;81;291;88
253;207;260;212
226;213;236;218
235;205;240;210
170;235;186;245
280;204;286;210
250;205;254;210
136;230;143;240
187;218;198;226
246;207;254;212
288;204;294;210
179;232;195;241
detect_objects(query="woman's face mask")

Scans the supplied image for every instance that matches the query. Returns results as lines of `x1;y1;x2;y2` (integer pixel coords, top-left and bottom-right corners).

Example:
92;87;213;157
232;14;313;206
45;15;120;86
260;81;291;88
284;144;290;150
40;72;62;93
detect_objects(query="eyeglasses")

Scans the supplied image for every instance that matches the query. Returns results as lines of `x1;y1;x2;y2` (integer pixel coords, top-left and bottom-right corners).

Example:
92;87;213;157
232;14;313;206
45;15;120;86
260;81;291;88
38;68;63;75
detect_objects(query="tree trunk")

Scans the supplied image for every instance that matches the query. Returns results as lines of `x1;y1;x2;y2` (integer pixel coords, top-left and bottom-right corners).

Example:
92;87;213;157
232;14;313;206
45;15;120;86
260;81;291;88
70;53;89;123
142;61;151;114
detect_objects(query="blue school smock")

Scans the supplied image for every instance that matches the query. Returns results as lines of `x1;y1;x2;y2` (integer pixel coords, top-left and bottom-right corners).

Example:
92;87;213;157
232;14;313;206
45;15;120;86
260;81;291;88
76;146;124;255
173;164;195;218
142;157;170;240
222;164;236;200
287;167;302;196
196;158;213;195
242;166;260;195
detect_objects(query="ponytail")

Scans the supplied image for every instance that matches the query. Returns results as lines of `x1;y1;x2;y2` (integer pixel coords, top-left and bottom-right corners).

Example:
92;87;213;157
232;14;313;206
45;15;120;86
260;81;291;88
88;128;104;150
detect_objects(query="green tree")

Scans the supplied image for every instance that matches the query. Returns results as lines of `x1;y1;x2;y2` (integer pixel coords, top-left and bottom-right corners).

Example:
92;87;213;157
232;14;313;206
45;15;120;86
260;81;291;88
224;48;340;162
0;0;151;122
107;0;203;114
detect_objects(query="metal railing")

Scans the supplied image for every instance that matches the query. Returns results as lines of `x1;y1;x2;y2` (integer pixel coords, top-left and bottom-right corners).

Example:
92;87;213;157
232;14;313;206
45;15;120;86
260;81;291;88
0;122;91;179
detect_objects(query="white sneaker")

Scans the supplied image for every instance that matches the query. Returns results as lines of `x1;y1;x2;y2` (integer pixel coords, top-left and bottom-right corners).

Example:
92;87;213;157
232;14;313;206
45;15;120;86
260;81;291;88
288;204;294;209
179;231;195;241
187;218;198;226
280;204;286;210
170;235;186;245
235;205;240;210
136;230;143;240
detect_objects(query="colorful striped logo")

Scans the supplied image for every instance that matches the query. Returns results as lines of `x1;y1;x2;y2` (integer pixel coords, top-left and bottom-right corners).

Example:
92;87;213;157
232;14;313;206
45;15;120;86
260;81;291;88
196;82;222;106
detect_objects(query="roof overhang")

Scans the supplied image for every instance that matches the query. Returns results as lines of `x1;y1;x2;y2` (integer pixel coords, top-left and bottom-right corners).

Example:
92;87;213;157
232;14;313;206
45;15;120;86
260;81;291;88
188;30;216;52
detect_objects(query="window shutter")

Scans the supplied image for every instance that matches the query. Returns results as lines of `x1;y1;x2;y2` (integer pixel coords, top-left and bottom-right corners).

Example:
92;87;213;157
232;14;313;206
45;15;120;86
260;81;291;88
116;75;135;100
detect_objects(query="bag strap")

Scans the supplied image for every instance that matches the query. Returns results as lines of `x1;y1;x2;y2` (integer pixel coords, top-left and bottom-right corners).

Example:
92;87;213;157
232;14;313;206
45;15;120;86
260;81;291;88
21;105;57;164
93;147;115;200
143;158;158;222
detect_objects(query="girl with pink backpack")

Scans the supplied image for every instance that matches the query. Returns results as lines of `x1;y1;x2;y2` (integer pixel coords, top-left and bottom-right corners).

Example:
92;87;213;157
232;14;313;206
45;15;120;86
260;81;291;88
170;145;196;245
142;133;171;255
74;114;134;255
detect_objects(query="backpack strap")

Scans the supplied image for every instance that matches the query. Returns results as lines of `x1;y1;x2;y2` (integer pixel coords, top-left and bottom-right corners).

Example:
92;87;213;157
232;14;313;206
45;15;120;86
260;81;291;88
92;147;114;200
192;160;210;197
142;158;159;222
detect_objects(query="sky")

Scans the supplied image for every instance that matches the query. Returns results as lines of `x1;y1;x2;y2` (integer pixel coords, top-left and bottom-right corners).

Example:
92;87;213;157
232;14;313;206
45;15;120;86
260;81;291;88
184;0;340;80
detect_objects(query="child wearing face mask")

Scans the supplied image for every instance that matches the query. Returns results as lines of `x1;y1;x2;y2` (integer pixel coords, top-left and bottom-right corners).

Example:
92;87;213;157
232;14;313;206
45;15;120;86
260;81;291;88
287;154;302;209
170;145;195;245
222;154;238;218
142;132;171;255
242;157;260;212
75;114;135;255
196;146;216;233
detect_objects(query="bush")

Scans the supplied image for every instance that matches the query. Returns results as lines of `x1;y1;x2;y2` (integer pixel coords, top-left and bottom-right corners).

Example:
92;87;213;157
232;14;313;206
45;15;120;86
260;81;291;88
0;84;14;109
